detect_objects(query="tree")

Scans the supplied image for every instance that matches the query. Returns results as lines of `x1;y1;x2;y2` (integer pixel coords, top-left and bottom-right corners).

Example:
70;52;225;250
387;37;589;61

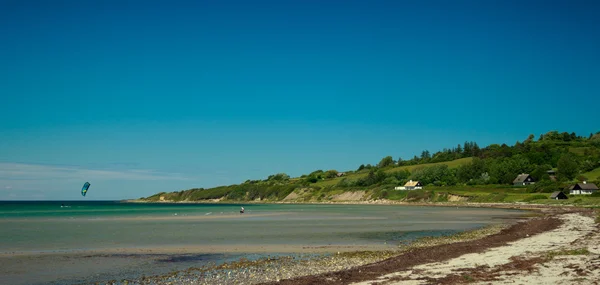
267;173;290;182
389;169;410;180
378;156;395;168
420;150;431;161
557;153;579;180
463;141;472;156
397;157;404;166
531;164;552;181
324;170;339;179
357;164;365;171
524;134;535;143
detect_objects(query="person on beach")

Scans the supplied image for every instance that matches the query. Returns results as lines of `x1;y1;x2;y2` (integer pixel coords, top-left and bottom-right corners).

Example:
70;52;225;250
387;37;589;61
240;206;245;214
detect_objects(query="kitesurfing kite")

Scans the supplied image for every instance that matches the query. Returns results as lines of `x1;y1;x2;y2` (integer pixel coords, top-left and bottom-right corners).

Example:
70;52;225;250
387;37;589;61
81;182;91;197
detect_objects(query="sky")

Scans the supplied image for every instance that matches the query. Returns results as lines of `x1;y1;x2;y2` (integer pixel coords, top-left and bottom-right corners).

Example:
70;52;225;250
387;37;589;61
1;0;599;200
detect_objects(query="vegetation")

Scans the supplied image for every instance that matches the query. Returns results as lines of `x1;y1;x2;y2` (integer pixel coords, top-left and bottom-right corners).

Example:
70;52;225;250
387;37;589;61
142;130;600;204
545;248;590;260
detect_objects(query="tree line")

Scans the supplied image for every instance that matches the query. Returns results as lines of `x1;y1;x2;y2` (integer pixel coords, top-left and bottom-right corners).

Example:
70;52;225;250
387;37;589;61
145;131;600;201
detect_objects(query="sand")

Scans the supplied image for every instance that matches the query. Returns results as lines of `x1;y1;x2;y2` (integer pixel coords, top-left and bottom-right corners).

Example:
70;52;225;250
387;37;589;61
4;203;598;285
263;206;599;285
351;211;600;284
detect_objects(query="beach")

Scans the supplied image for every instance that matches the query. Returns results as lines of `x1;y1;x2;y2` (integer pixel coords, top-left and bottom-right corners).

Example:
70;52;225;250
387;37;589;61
265;206;600;285
1;201;598;284
0;201;527;285
73;204;600;285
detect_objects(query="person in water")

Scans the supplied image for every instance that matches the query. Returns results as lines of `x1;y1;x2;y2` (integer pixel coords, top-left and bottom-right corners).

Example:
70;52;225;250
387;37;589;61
240;206;245;214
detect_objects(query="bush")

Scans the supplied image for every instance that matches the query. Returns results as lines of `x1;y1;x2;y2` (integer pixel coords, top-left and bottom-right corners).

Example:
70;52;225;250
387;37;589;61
383;176;400;185
527;180;561;193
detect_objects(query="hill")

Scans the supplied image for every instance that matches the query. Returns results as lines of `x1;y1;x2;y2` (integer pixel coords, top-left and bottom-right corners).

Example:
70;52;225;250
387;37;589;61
141;130;600;204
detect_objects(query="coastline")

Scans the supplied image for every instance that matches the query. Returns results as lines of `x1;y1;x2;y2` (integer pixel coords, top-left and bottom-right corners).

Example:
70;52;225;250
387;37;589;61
263;206;599;285
7;200;597;284
123;198;584;216
111;202;598;285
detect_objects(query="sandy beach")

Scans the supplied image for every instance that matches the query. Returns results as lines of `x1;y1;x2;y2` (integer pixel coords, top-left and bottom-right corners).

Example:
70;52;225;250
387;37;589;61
265;206;600;285
2;203;598;285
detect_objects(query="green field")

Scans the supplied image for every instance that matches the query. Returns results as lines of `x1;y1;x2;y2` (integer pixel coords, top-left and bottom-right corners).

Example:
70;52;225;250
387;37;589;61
394;185;600;207
583;167;600;181
569;147;591;155
385;157;473;173
314;157;474;187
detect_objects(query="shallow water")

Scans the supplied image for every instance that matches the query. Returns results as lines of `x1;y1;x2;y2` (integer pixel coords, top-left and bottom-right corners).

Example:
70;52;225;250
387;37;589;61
0;201;525;284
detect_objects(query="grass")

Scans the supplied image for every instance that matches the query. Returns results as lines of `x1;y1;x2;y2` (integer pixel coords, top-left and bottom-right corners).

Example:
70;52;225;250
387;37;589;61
384;157;474;173
545;248;590;260
569;147;592;156
411;184;600;206
582;166;600;181
314;157;474;188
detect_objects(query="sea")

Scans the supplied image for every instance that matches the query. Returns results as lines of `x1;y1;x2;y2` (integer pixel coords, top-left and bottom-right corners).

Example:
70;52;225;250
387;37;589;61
0;201;525;284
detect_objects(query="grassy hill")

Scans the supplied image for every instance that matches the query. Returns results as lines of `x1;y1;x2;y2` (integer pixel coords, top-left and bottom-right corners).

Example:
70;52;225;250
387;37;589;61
141;130;600;205
314;157;473;188
583;167;600;181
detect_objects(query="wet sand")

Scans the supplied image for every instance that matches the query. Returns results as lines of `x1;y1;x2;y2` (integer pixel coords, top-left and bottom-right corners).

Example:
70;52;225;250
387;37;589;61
3;203;590;285
262;207;600;285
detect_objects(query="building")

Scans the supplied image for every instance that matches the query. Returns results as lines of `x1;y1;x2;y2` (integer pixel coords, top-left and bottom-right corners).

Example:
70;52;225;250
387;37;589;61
549;191;568;200
336;172;346;177
513;173;535;186
394;180;423;190
547;170;557;181
569;181;599;195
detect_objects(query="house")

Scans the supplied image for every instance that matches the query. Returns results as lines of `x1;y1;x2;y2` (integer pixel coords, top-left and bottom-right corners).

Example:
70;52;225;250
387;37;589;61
547;170;557;181
513;173;535;186
549;191;568;200
336;172;346;177
394;180;423;190
569;181;599;195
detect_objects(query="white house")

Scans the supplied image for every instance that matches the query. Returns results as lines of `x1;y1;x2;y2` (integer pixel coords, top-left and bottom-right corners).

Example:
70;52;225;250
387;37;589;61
569;181;599;195
394;180;423;190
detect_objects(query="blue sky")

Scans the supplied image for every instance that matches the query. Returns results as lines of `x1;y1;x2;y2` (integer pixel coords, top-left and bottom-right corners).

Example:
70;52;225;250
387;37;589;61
1;0;599;200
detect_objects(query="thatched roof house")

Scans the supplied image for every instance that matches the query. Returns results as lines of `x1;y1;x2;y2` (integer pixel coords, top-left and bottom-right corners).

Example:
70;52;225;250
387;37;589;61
550;191;568;200
394;180;423;191
569;182;599;195
513;173;535;186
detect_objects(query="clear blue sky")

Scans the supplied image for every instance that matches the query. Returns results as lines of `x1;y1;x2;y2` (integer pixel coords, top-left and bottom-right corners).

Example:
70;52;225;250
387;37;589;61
1;0;599;200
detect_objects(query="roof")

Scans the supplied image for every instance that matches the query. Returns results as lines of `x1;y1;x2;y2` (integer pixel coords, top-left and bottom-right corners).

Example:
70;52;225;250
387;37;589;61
404;180;421;187
550;191;567;198
513;174;532;183
570;182;599;191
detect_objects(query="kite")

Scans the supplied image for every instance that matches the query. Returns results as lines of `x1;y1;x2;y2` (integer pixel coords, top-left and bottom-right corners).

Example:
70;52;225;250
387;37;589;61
81;182;91;197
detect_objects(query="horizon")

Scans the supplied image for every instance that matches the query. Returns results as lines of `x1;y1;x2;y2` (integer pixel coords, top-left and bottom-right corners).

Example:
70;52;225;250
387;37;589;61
2;0;599;200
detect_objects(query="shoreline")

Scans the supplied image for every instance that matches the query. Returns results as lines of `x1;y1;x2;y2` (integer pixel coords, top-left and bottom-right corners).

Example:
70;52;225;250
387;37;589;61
263;206;599;285
108;204;598;285
5;201;597;284
124;197;585;210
